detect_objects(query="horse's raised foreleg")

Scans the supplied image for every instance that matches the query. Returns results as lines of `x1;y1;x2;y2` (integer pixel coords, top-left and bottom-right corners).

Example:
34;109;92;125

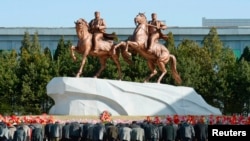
113;41;126;55
70;45;77;61
143;61;157;83
125;40;139;56
94;57;108;78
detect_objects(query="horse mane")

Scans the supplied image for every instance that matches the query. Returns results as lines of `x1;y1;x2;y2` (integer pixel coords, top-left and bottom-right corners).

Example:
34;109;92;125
138;12;147;22
76;18;89;28
75;18;89;39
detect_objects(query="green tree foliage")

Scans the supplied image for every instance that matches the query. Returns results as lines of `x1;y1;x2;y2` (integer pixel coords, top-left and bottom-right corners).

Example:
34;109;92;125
235;46;250;114
20;32;32;54
176;39;212;88
16;32;53;114
239;46;250;62
202;27;224;61
165;32;175;52
101;57;123;80
44;47;52;61
201;27;224;103
53;36;68;60
228;59;250;114
0;50;19;114
122;53;148;82
201;27;238;113
52;37;77;77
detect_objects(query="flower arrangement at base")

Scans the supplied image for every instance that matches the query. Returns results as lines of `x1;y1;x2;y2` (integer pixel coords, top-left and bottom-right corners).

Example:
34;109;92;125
99;110;112;123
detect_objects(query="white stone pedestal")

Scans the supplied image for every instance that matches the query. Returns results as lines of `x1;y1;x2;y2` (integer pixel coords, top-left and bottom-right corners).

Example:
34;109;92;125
46;77;221;116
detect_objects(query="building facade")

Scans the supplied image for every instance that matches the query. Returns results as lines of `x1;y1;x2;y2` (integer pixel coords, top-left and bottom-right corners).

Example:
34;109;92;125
202;17;250;27
1;26;250;58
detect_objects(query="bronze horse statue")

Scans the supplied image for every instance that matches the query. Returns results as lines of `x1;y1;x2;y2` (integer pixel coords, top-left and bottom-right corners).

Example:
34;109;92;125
113;13;182;84
70;18;132;79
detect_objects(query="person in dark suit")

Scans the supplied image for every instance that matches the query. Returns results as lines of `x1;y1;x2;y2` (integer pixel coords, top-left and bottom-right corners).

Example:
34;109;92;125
193;117;208;141
44;122;53;141
62;122;71;141
28;122;44;141
13;126;26;141
130;121;145;141
179;120;195;141
20;123;31;141
141;121;150;141
69;122;82;141
8;124;17;141
105;123;118;141
31;127;43;141
92;123;106;141
81;122;93;141
87;123;95;141
50;121;62;141
0;122;9;141
147;122;159;141
118;123;132;141
157;123;163;141
162;119;176;141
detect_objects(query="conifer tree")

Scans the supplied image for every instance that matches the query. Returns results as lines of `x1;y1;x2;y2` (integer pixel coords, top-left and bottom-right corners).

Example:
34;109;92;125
228;59;250;114
53;36;77;77
17;32;52;114
239;46;250;62
202;27;237;113
0;50;19;113
165;32;175;52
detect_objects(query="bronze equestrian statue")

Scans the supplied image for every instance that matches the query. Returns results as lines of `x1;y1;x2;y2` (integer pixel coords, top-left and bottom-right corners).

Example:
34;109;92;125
113;13;182;84
70;18;132;80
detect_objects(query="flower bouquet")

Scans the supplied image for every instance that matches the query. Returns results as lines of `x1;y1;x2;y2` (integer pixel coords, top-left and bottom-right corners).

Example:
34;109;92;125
99;110;112;123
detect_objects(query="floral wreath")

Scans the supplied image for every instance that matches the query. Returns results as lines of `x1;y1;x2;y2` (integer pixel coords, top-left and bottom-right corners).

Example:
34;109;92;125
99;110;112;123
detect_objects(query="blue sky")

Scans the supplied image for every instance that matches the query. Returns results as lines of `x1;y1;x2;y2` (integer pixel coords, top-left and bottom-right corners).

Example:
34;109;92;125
1;0;250;27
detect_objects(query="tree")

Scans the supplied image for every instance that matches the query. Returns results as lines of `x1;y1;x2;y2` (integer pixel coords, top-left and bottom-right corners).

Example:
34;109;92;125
165;32;175;52
53;36;68;60
201;27;237;114
239;46;250;62
20;32;32;54
52;37;77;77
17;32;52;114
44;47;52;61
228;59;250;114
202;27;223;61
122;53;148;82
0;50;19;114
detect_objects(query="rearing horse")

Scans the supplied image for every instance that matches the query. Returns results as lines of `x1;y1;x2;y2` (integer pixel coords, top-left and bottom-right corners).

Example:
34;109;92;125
70;18;131;79
113;13;182;84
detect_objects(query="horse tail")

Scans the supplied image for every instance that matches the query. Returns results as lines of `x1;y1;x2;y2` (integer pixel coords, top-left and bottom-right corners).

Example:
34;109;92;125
170;54;182;84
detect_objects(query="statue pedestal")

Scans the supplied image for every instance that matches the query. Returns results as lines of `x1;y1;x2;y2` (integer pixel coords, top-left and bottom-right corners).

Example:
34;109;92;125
46;77;221;116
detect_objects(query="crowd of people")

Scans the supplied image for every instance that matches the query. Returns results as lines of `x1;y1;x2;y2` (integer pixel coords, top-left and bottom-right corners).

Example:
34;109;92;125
0;114;250;141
